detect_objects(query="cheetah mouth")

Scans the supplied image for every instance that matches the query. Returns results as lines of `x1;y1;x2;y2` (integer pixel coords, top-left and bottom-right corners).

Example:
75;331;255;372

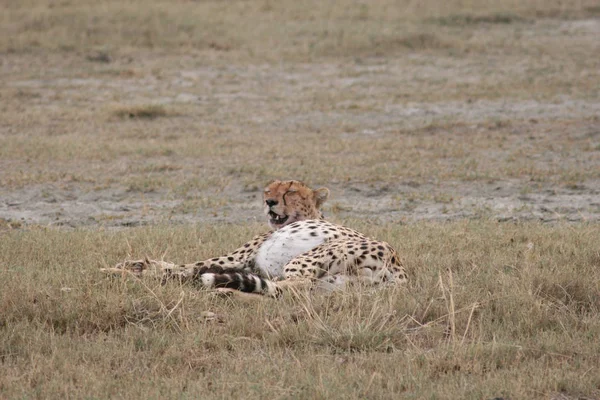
268;211;289;226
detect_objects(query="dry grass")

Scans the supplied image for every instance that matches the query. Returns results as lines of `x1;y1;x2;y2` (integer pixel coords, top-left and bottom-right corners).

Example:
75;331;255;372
1;1;600;397
1;1;599;193
111;104;171;120
1;115;597;195
2;0;599;58
1;221;599;399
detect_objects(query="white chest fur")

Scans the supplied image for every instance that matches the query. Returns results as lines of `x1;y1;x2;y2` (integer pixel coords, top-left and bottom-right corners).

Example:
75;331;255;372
255;223;327;279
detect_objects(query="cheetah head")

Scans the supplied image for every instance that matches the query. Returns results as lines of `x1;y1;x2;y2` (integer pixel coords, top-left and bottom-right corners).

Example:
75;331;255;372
263;180;329;230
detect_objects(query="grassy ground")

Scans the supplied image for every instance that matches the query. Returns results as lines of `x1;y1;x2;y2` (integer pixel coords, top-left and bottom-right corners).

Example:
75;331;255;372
0;221;600;398
1;221;600;399
1;0;599;193
1;0;600;398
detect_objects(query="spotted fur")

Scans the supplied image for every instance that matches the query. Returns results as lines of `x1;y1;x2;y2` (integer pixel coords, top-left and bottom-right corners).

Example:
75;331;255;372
109;180;408;296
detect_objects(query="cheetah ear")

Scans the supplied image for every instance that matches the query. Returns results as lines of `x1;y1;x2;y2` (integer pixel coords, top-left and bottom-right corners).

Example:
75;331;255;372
314;187;330;208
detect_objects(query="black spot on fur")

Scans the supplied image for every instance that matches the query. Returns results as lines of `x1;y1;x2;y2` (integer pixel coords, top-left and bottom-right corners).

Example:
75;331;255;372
196;269;277;296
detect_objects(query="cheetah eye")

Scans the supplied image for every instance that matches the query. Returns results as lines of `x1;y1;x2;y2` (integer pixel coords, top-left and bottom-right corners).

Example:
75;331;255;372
264;189;270;194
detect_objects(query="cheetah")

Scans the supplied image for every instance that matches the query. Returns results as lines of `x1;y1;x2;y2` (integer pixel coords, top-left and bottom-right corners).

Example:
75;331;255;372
102;180;408;297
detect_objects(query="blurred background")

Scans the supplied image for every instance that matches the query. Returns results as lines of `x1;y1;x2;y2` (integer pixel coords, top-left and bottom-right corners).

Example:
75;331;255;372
1;0;599;228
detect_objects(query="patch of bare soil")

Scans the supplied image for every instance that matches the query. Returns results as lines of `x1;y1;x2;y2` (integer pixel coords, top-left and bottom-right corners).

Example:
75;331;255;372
1;17;598;229
336;180;600;223
1;178;599;228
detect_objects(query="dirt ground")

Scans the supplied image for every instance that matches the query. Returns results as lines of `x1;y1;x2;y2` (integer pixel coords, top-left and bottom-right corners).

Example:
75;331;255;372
1;7;599;229
1;177;600;228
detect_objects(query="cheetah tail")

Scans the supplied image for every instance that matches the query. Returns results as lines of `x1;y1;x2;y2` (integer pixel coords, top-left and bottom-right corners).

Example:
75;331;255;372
196;269;281;297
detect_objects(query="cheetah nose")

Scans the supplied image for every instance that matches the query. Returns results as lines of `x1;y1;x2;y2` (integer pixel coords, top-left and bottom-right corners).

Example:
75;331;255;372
265;199;278;207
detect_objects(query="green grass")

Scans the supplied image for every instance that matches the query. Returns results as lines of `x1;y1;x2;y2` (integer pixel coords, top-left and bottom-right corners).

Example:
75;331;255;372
1;221;599;399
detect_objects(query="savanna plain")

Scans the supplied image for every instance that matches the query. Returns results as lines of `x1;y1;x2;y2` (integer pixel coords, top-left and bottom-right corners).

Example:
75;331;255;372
1;0;600;399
